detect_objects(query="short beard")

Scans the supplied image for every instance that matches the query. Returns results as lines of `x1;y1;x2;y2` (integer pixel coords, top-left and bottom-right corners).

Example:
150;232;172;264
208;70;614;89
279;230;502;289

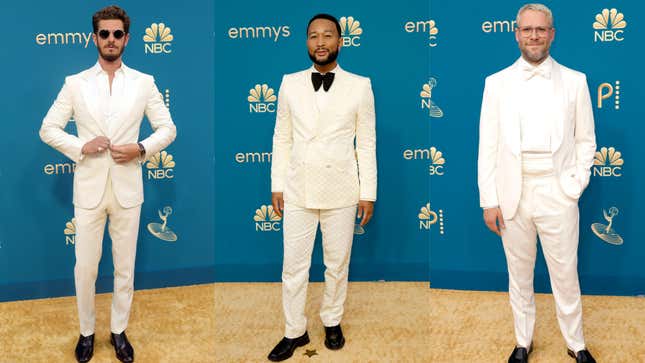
308;47;339;66
98;46;124;62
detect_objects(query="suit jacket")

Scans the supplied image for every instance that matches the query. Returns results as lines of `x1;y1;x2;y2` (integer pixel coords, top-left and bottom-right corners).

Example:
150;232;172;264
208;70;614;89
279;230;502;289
477;57;596;219
271;66;377;209
40;63;177;209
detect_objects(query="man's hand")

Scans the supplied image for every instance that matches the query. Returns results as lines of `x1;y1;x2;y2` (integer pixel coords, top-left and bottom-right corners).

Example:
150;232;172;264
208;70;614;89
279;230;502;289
109;143;140;164
483;207;505;236
272;192;284;218
81;136;110;155
357;200;374;226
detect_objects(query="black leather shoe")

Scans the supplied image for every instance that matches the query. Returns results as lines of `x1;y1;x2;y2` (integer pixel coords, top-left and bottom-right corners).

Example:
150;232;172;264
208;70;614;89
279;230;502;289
324;324;345;350
567;348;596;363
508;345;531;363
267;332;310;362
75;334;94;363
110;331;134;363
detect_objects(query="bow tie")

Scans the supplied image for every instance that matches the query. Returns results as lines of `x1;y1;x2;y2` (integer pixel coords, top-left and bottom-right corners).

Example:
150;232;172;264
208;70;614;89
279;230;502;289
311;72;335;92
523;66;550;80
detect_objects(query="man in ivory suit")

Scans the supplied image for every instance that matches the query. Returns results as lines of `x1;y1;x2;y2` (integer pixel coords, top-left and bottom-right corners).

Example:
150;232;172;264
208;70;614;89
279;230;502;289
478;4;596;363
267;13;377;362
39;6;176;363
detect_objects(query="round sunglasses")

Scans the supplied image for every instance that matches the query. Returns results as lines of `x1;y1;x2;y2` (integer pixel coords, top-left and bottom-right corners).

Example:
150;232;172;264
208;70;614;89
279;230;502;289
97;29;126;39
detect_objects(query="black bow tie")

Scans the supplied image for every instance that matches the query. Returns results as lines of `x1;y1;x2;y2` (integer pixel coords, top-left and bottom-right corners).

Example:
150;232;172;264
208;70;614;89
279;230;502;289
311;72;335;92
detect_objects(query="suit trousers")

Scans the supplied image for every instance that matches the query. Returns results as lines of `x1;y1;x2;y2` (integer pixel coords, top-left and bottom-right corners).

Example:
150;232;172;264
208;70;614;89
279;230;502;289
281;203;357;338
501;153;585;352
74;176;141;336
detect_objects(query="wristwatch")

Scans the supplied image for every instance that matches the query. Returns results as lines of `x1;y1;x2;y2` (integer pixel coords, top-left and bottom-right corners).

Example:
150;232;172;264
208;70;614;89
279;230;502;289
137;142;146;157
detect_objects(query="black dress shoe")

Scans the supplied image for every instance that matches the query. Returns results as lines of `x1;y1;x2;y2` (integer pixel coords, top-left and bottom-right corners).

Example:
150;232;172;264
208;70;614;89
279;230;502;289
324;324;345;350
567;348;596;363
75;334;94;363
110;331;134;363
267;332;310;362
508;346;531;363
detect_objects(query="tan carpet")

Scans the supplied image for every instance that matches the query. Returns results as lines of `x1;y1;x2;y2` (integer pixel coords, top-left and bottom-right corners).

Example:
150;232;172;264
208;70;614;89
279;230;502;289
3;282;642;362
214;282;431;363
430;288;645;362
0;284;215;363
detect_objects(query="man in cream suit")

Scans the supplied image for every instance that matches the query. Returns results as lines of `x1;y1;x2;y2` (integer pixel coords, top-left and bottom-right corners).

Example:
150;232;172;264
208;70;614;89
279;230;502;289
478;4;596;363
40;6;176;363
267;13;376;362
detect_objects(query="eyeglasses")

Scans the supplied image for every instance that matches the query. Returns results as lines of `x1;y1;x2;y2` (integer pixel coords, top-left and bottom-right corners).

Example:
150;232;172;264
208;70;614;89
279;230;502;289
517;26;551;37
97;29;125;39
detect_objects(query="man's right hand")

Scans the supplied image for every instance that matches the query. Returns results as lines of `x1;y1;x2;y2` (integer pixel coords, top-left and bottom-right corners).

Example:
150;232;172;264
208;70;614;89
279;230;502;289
483;207;505;237
82;136;111;155
272;192;284;218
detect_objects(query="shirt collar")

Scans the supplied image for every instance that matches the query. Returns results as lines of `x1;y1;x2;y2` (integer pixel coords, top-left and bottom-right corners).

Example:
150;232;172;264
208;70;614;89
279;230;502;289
517;55;553;78
92;61;127;76
310;64;340;75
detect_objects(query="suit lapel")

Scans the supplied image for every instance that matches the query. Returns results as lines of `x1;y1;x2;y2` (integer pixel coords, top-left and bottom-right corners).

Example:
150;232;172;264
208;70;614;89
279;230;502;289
109;65;139;139
81;70;109;136
297;70;319;139
550;60;564;153
504;61;523;156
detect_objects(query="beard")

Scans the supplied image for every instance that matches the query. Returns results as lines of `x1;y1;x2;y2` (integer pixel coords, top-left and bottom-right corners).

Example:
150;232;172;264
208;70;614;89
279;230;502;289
308;47;339;66
98;44;124;62
519;42;550;64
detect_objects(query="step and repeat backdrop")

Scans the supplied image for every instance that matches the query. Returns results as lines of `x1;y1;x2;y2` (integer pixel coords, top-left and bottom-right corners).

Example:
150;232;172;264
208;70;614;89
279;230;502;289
430;1;644;295
0;0;214;301
0;0;430;301
213;0;430;282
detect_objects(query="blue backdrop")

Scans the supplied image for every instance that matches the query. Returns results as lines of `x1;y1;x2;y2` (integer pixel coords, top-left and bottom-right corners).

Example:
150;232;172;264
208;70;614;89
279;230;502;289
0;0;214;301
0;0;430;301
430;0;644;295
213;0;430;282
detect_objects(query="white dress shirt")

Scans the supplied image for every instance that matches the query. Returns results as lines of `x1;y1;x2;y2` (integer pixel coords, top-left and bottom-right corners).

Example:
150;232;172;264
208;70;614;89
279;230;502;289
92;62;126;133
517;56;555;153
310;64;338;112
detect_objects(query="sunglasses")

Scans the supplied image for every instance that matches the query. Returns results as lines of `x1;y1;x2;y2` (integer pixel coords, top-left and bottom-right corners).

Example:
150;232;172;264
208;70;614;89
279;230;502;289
97;29;126;39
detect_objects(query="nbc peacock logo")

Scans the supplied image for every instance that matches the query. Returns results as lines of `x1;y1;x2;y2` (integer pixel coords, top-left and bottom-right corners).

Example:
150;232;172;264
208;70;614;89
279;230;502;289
593;8;626;42
64;218;76;246
144;23;174;54
421;78;443;117
254;204;281;232
429;147;445;176
419;202;444;234
429;20;438;47
248;84;277;113
340;16;362;47
592;147;623;177
146;150;175;180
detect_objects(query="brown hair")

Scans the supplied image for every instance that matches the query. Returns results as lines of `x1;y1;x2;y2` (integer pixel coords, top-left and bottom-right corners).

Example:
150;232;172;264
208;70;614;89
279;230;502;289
92;5;130;34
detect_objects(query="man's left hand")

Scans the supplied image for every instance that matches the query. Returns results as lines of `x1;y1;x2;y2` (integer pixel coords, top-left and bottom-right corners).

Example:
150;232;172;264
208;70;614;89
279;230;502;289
109;143;140;164
357;200;374;226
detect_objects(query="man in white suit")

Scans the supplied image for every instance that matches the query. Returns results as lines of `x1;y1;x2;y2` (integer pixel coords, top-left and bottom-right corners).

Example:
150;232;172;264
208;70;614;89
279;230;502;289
478;4;596;363
268;13;376;362
39;6;176;363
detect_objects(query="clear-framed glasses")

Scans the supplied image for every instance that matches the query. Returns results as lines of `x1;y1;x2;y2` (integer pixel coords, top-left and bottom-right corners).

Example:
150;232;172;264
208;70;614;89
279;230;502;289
517;26;551;38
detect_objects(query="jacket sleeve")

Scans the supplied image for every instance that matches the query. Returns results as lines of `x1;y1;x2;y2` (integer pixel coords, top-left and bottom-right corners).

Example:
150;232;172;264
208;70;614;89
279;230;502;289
271;75;292;193
356;78;377;201
477;76;500;209
39;78;85;163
